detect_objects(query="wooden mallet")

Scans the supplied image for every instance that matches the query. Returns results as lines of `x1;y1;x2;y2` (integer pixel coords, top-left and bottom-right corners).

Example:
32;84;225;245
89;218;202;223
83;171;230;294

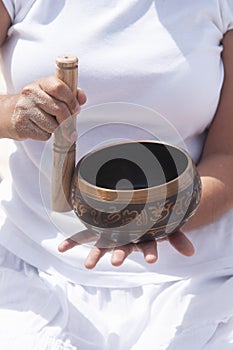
51;55;78;212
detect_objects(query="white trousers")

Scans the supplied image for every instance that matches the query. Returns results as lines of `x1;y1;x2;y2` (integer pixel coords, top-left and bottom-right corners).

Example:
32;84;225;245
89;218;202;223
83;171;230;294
0;244;233;350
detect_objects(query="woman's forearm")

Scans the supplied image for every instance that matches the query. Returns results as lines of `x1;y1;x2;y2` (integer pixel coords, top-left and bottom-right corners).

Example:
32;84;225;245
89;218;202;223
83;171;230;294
184;153;233;231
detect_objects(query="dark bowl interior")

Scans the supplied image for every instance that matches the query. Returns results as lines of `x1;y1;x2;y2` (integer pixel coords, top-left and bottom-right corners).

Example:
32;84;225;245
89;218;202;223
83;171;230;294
78;141;188;190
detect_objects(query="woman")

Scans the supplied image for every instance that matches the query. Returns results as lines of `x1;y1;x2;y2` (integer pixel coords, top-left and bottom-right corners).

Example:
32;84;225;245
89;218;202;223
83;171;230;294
0;1;233;349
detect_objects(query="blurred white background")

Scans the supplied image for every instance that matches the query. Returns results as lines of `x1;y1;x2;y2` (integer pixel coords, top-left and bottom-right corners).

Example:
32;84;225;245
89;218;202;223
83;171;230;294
0;70;10;180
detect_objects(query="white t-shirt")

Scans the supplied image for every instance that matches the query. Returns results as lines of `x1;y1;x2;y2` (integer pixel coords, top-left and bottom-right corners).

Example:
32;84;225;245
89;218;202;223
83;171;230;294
1;0;233;287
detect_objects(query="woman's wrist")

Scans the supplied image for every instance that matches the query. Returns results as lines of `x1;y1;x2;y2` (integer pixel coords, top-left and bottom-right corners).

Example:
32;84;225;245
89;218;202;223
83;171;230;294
0;94;19;139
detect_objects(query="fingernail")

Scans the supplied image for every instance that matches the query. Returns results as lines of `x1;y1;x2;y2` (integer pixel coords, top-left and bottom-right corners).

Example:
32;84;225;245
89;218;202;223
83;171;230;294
146;254;157;263
58;242;66;252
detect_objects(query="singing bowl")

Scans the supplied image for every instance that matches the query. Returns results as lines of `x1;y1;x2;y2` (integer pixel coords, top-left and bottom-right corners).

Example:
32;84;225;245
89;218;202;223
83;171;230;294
71;140;201;245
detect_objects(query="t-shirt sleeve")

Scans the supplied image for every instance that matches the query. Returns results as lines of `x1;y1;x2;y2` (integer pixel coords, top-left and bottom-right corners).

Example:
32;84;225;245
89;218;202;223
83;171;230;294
2;0;36;23
221;0;233;33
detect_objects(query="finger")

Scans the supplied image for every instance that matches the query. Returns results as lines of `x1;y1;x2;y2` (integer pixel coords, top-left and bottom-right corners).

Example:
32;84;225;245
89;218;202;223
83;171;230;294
36;93;77;142
84;235;118;269
76;88;87;106
70;229;99;245
33;89;74;126
35;90;78;142
28;120;52;140
58;229;99;252
167;230;195;256
136;240;158;263
38;76;78;113
58;237;79;252
111;244;135;266
39;96;71;125
56;88;87;140
29;108;59;133
84;245;110;269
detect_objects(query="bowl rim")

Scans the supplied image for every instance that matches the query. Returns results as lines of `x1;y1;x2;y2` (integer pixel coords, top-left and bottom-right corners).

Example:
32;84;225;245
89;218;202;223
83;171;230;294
72;140;195;204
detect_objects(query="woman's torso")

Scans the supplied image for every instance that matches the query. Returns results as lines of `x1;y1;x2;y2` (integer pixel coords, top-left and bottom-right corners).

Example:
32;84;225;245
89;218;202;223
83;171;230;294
0;0;233;287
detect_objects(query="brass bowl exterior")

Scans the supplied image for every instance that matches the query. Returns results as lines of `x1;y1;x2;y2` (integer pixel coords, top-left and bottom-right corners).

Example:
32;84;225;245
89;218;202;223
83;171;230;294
71;141;202;243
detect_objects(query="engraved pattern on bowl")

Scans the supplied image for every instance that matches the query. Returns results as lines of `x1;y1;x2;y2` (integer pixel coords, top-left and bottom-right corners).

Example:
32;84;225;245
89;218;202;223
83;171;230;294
71;141;202;244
